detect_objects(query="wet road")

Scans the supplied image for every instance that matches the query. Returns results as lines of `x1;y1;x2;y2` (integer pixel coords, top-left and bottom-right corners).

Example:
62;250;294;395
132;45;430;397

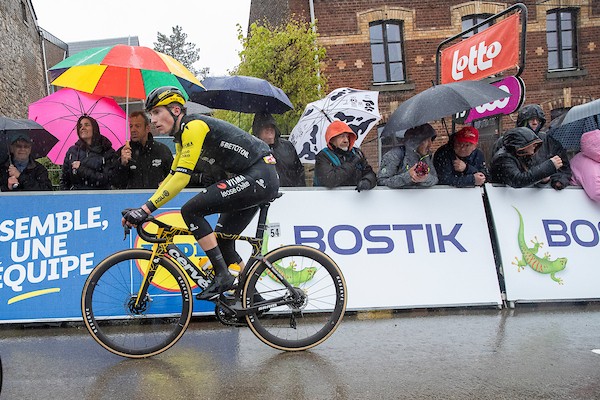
2;304;600;399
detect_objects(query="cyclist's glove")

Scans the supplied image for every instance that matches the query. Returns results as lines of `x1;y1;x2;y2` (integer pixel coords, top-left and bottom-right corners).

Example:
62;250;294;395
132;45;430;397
123;207;149;225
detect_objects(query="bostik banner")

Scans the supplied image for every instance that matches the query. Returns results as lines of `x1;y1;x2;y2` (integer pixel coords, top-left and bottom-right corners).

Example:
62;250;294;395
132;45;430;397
486;186;600;302
441;13;520;84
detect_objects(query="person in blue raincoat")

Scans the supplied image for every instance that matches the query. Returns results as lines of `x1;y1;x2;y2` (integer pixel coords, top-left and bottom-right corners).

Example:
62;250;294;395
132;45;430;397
433;126;487;187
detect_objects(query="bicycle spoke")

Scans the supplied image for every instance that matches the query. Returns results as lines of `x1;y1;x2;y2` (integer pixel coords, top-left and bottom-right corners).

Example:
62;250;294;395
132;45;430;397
244;245;347;351
82;250;192;358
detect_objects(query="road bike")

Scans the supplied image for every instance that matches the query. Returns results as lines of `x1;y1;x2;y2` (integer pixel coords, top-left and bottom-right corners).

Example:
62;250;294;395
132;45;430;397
81;195;347;358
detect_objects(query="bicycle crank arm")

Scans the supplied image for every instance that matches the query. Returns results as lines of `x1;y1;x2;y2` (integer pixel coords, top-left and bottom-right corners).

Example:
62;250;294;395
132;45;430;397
221;296;295;317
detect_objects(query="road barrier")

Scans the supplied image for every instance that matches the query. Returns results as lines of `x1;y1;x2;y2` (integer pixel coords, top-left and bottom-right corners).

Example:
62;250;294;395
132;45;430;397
1;185;598;323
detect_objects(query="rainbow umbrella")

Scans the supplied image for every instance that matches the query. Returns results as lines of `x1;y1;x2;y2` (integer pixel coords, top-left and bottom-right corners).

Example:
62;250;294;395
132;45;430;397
48;45;205;100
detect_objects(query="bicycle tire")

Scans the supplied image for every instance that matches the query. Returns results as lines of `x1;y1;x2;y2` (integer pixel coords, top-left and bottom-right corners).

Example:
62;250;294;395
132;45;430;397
243;245;347;351
81;249;193;358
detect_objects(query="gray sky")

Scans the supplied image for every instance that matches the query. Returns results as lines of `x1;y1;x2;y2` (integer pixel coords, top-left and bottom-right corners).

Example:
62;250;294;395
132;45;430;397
31;0;251;76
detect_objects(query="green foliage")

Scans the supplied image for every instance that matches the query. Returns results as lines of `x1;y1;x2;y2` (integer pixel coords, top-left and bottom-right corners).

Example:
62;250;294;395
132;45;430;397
37;156;61;190
218;18;328;136
154;25;209;79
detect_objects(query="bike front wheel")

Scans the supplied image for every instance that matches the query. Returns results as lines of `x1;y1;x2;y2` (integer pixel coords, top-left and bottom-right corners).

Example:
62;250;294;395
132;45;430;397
243;245;347;351
81;249;193;358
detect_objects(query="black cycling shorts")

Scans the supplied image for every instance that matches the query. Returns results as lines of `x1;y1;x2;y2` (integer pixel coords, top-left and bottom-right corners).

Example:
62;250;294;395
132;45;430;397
180;159;279;242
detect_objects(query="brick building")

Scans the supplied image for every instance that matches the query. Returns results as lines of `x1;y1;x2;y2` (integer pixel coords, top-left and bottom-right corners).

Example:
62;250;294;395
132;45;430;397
249;0;600;166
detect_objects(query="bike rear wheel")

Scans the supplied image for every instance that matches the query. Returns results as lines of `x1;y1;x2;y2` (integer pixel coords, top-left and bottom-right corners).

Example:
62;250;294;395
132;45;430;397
243;245;347;351
81;249;193;358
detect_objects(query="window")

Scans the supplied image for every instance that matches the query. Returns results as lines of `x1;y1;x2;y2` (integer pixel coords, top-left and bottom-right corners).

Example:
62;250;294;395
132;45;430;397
21;1;28;23
379;124;404;163
370;20;405;84
547;9;578;70
461;14;493;38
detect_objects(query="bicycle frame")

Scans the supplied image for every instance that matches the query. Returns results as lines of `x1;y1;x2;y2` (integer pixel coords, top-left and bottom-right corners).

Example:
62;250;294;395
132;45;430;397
132;201;302;316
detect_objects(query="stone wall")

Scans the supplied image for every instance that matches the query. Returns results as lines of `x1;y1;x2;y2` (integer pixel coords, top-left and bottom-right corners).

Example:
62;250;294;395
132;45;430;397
0;0;46;118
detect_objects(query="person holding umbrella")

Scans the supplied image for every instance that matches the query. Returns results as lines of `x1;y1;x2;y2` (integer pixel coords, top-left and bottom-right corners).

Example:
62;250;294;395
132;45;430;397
1;133;52;192
121;86;279;300
313;120;376;191
252;112;305;187
60;115;117;190
378;123;438;188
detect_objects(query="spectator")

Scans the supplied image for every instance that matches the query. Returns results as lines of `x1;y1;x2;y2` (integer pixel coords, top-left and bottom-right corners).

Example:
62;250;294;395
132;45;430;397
516;104;546;135
313;120;376;191
112;111;173;189
433;126;487;187
60;115;117;190
489;127;563;188
378;123;438;188
252;112;305;187
1;133;52;192
570;129;600;202
516;104;571;189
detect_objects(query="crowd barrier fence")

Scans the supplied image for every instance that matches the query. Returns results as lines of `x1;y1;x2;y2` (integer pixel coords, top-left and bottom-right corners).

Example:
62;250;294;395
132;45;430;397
1;185;598;323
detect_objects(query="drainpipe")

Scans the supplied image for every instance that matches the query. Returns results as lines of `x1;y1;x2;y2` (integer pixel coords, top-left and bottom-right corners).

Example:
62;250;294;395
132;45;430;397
308;0;321;93
38;28;50;96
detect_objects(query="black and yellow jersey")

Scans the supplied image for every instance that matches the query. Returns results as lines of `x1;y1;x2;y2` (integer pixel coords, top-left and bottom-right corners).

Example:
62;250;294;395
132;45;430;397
148;114;271;210
174;114;270;173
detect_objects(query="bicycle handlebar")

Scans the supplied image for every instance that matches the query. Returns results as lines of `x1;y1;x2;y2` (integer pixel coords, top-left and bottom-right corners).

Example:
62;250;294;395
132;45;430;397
122;209;168;244
136;217;168;243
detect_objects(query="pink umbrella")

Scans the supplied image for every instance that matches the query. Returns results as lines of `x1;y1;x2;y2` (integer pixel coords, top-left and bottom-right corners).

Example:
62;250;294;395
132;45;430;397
28;88;127;164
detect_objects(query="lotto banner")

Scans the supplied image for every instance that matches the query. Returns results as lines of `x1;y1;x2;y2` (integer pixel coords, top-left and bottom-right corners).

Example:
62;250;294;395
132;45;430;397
486;186;600;302
463;75;524;123
440;13;520;84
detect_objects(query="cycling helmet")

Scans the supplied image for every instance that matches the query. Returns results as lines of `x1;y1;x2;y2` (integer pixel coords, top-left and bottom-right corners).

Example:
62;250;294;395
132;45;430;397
145;86;186;111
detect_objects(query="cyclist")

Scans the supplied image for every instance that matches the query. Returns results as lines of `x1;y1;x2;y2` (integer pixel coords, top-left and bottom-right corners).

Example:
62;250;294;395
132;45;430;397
122;86;280;300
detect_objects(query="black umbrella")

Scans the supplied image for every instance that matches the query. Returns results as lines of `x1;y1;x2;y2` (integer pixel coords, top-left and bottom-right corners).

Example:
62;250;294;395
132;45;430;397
548;114;599;151
381;80;511;137
191;75;293;114
560;98;600;126
0;116;59;161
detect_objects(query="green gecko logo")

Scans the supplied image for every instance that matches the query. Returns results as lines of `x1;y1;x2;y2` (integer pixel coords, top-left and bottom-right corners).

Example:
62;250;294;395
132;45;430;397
261;219;317;285
512;207;567;285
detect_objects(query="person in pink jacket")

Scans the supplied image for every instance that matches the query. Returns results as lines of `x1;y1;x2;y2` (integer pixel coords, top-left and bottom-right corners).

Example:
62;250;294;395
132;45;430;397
570;129;600;202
